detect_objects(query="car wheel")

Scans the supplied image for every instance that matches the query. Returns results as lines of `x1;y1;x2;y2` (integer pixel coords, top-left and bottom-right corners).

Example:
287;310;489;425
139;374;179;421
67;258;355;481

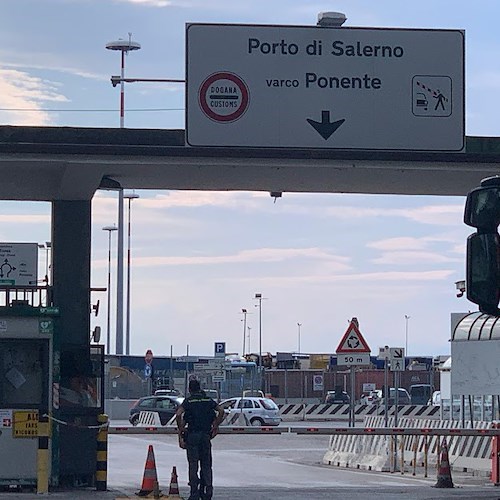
250;417;264;427
130;414;139;426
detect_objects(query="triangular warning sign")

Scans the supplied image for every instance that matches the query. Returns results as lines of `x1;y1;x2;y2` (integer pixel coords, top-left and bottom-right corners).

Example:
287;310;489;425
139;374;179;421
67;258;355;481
336;322;371;353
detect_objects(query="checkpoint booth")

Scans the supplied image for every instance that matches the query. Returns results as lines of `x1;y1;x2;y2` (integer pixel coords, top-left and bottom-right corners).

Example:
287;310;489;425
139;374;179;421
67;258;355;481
0;290;105;489
0;306;53;486
451;312;500;421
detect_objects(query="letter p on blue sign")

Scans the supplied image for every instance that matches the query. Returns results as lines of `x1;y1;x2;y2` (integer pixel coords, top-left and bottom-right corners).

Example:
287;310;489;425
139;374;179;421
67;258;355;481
215;342;226;358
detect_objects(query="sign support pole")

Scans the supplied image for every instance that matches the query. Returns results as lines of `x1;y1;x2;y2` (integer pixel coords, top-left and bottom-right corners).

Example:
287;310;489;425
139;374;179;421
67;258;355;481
349;365;355;428
394;370;399;471
384;360;389;427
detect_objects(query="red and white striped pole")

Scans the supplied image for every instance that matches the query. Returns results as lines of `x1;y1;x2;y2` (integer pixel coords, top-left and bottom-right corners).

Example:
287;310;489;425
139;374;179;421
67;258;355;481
120;50;125;128
105;35;141;129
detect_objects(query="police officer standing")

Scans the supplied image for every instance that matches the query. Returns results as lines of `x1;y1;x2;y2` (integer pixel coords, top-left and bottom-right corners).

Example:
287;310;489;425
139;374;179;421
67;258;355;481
176;379;224;500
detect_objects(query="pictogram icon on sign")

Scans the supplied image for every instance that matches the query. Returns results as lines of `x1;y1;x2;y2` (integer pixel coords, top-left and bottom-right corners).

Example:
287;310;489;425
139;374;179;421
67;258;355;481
336;321;371;354
199;72;249;123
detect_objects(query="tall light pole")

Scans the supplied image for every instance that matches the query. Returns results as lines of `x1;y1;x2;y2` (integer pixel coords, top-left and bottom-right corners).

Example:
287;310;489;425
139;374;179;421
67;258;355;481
103;225;118;355
124;191;139;355
254;293;266;370
241;308;248;357
105;34;141;128
297;322;302;353
405;315;411;356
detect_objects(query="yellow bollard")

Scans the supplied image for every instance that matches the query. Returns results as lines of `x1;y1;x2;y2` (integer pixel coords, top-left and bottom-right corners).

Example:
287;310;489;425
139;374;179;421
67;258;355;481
37;413;50;494
96;414;109;491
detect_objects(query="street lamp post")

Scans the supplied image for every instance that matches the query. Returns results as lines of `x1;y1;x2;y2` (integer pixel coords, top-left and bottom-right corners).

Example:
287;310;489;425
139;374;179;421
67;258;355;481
241;308;248;357
297;322;302;353
247;326;252;354
254;294;266;370
103;225;118;355
124;191;139;355
405;315;410;355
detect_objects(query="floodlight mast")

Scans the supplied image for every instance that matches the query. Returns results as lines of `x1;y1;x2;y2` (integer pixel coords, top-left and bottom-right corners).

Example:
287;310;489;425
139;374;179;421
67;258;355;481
105;34;141;129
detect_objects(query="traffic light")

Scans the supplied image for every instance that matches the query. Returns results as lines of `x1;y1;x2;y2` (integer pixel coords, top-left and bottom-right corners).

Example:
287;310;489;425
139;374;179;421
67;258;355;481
464;176;500;315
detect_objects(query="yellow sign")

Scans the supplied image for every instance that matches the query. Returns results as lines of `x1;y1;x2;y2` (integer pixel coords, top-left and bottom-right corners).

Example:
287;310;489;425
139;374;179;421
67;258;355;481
13;410;38;438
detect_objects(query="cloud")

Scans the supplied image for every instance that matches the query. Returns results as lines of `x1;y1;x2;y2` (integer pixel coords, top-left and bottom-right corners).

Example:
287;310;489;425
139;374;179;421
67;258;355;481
371;251;461;265
0;214;50;224
114;0;173;6
368;236;455;251
92;246;351;269
93;190;464;227
0;68;69;125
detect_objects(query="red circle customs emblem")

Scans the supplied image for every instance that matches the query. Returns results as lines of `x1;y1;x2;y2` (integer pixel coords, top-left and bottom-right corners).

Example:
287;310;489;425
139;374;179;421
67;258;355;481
199;72;249;123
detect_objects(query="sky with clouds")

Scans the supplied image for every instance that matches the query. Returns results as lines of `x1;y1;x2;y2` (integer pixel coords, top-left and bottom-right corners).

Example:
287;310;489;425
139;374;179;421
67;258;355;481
2;0;499;359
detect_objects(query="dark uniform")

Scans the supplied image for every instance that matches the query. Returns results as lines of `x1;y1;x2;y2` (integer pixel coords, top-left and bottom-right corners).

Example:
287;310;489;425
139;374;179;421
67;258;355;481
178;388;221;500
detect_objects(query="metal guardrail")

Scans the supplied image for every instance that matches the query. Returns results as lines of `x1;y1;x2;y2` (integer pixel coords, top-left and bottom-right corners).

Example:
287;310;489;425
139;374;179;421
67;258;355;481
108;425;500;436
0;285;53;308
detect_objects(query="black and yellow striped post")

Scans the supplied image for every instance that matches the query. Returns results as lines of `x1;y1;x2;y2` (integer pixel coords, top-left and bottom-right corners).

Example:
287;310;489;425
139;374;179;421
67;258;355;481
96;414;109;491
37;414;50;494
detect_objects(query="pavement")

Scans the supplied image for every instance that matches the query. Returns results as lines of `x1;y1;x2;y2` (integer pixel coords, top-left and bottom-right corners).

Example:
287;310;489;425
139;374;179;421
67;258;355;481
1;468;499;500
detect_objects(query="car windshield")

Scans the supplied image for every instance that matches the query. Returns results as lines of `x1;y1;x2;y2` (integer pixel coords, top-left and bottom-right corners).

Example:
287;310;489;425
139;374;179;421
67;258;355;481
260;399;278;410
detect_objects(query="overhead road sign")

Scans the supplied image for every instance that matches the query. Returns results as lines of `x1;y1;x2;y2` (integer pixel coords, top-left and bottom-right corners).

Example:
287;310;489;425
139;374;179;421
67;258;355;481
186;23;464;151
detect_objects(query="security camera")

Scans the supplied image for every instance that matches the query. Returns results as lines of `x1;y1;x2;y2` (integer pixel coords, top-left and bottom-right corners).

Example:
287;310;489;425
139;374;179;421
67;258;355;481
455;280;466;298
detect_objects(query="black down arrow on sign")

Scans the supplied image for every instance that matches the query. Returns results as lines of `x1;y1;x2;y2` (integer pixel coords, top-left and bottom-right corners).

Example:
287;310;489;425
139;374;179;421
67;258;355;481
307;110;345;140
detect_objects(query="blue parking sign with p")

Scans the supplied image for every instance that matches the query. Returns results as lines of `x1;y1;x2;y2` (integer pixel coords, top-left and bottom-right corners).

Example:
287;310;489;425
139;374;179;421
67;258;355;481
214;342;226;358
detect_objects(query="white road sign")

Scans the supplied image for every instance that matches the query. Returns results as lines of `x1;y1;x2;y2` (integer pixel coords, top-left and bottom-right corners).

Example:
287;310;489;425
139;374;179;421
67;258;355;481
212;370;226;382
195;360;231;371
186;24;464;151
0;243;38;286
389;347;405;371
337;352;371;366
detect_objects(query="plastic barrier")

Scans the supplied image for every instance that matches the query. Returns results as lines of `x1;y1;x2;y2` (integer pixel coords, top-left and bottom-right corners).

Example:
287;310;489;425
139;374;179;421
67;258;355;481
278;403;441;421
137;411;162;427
322;416;496;473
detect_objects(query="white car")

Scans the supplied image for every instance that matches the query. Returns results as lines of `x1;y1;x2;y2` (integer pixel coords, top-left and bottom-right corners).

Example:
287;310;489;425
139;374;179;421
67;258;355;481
220;397;281;426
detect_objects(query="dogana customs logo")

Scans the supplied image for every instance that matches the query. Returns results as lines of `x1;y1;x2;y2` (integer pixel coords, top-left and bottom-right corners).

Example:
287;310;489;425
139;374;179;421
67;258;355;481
199;72;249;123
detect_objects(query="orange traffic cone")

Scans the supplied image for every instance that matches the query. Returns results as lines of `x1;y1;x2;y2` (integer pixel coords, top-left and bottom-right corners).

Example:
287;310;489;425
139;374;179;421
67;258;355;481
136;445;161;497
434;438;454;488
168;466;181;496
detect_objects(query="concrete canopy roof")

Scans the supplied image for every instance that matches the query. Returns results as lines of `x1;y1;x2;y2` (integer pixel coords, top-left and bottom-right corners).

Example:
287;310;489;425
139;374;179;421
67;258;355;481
0;126;499;201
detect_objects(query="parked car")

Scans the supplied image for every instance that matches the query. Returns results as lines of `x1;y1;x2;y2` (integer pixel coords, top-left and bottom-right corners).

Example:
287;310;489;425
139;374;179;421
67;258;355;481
409;384;432;405
378;388;411;406
428;390;441;406
219;397;281;426
360;390;380;406
129;395;182;426
242;390;265;398
204;389;220;402
154;388;182;397
324;390;350;404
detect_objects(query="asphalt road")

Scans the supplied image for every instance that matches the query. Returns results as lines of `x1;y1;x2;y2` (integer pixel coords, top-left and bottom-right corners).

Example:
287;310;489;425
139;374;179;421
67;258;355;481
1;421;499;499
